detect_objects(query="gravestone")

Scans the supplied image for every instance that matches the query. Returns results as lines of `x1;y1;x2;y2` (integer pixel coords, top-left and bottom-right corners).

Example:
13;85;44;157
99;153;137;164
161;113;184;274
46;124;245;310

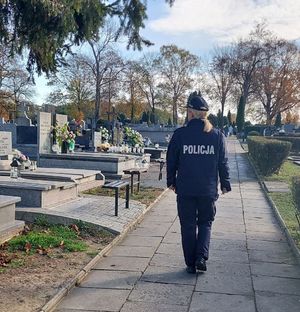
15;103;32;126
0;131;12;170
94;131;101;150
0;131;12;156
55;114;68;127
38;112;52;154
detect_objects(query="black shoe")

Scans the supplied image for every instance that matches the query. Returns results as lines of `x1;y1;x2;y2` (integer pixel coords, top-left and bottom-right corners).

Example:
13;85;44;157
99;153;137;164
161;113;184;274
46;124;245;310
196;257;207;271
186;266;196;274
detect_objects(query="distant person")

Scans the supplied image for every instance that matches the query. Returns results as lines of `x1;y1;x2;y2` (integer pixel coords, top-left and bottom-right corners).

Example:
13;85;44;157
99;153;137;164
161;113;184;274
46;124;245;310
167;92;231;273
228;125;233;136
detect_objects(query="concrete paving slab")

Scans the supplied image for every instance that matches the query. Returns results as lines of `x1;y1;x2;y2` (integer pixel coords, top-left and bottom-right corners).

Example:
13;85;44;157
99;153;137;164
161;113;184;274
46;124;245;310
162;232;182;244
247;231;286;242
130;225;170;237
245;223;281;233
55;288;130;311
156;242;183;255
80;270;141;289
212;231;247;241
189;292;256;312
209;249;249;263
120;234;162;247
251;262;300;279
143;214;177;223
248;248;297;265
150;253;185;268
108;245;156;258
253;275;300;296
256;292;300;312
128;281;193;305
141;265;196;285
195;261;252;295
121;301;187;312
247;239;291;251
210;238;247;251
93;256;150;272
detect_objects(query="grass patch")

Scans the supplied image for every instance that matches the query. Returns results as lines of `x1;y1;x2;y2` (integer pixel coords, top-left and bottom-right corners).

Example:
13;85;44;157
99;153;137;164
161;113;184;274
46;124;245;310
265;161;300;185
8;225;87;253
85;186;164;207
269;192;300;249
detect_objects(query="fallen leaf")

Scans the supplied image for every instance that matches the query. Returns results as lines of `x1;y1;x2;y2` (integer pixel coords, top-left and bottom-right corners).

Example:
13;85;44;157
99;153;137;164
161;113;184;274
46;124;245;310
24;242;32;253
70;224;80;235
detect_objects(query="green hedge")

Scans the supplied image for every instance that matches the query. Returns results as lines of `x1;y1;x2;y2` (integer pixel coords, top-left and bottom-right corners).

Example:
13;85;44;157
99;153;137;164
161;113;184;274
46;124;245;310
292;176;300;214
271;136;300;153
248;131;260;136
247;137;292;175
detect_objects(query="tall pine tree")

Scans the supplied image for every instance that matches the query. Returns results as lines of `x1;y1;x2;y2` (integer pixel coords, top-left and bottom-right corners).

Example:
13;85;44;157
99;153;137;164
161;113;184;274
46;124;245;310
236;96;245;132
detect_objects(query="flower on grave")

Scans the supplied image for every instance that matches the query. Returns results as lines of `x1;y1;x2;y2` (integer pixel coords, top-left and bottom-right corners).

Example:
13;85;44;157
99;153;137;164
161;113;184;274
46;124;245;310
123;126;144;147
53;123;76;147
99;126;110;142
11;149;31;167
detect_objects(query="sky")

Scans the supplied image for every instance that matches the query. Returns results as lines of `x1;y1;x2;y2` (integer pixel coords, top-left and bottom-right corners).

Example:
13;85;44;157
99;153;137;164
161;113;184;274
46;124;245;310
33;0;300;105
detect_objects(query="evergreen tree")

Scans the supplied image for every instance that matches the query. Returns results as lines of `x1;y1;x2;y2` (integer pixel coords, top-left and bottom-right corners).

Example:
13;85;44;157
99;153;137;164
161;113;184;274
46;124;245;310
141;111;148;123
217;109;223;128
274;113;282;128
236;96;245;132
208;114;218;127
227;110;232;125
167;117;173;127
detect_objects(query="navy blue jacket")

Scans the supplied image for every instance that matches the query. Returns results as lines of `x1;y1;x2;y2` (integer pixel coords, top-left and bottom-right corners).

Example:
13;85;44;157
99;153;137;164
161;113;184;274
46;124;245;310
167;119;231;199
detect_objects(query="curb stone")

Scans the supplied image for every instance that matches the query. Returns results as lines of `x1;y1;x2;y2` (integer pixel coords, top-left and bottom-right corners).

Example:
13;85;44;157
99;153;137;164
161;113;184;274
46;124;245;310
39;188;170;312
242;144;300;265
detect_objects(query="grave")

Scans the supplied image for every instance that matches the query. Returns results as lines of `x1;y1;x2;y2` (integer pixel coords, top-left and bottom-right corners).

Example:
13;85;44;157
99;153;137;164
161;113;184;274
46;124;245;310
0;168;105;192
144;147;167;160
0;176;78;208
36;112;149;178
38;152;146;179
0;195;24;244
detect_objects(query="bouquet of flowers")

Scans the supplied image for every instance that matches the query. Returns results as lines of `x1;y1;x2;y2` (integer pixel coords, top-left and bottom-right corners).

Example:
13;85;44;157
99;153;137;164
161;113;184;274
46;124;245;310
123;127;144;147
53;123;76;147
99;126;110;142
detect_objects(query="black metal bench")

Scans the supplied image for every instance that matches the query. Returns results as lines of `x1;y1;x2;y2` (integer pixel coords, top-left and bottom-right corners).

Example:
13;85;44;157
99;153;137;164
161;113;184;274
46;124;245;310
123;168;148;194
102;180;130;216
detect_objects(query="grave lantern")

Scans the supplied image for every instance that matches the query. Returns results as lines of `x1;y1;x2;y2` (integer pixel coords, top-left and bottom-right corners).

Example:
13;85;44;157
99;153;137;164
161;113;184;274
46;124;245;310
10;159;20;179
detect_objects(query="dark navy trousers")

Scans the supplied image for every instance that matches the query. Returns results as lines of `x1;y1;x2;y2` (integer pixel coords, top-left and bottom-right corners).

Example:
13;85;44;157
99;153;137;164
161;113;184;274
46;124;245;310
177;196;216;267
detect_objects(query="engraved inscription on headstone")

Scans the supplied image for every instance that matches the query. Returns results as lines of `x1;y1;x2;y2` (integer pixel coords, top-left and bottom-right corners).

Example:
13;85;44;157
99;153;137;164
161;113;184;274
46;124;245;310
94;131;102;149
38;112;52;154
0;131;12;156
55;114;68;127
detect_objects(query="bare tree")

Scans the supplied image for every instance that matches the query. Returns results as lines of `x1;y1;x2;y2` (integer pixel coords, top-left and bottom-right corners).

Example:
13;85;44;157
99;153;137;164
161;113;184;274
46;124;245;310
156;45;200;125
47;55;94;118
135;53;161;122
253;39;300;124
205;47;235;129
231;24;270;130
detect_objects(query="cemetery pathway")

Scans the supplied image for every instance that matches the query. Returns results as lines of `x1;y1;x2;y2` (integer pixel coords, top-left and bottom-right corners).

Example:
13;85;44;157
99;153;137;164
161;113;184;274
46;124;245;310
54;139;300;312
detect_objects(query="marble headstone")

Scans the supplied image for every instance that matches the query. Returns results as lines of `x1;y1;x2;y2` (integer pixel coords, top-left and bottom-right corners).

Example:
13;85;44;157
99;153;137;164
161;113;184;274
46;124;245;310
94;131;102;150
38;112;52;154
0;131;12;156
55;114;68;127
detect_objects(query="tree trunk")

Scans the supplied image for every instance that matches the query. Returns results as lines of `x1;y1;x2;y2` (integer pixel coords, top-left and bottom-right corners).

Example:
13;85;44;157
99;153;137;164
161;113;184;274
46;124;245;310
172;98;178;125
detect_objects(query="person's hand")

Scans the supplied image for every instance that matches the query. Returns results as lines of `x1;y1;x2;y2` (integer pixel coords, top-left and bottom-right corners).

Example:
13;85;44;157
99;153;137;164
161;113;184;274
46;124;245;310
169;185;175;192
222;188;228;195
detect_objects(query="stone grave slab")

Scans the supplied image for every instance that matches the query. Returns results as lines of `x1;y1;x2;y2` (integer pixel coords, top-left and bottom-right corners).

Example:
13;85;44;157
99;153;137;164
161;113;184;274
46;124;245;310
0;168;104;192
38;152;143;178
263;181;290;193
0;176;77;208
0;195;24;244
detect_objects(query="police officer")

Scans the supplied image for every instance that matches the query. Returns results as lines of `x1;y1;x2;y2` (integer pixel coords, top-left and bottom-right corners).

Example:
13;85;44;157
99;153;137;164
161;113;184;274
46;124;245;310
167;92;231;273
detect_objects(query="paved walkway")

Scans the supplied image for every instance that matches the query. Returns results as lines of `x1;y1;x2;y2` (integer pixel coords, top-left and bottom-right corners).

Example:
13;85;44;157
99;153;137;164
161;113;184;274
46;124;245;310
55;139;300;312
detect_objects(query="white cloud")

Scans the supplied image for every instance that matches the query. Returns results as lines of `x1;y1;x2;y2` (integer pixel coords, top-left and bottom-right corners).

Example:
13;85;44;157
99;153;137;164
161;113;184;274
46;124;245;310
150;0;300;43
